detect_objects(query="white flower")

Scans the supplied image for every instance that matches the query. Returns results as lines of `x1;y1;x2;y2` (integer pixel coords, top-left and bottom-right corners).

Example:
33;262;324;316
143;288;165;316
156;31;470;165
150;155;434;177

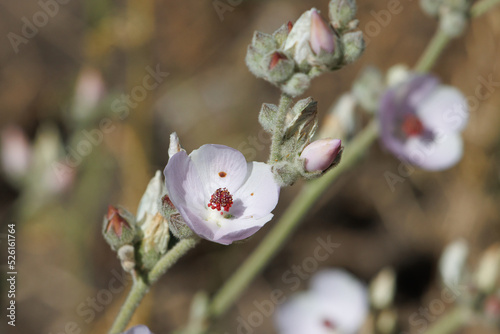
379;74;469;171
121;325;153;334
164;144;280;245
275;269;369;334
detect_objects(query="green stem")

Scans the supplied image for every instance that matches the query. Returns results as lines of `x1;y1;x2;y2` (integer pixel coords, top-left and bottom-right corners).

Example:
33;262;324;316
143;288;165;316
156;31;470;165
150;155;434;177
424;306;470;334
269;94;293;163
108;275;149;334
108;237;199;334
209;121;379;317
414;0;500;73
470;0;500;17
414;29;450;73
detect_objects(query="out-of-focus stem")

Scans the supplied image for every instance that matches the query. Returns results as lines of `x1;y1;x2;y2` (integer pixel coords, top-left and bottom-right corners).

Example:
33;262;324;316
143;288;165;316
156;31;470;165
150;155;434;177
108;237;199;334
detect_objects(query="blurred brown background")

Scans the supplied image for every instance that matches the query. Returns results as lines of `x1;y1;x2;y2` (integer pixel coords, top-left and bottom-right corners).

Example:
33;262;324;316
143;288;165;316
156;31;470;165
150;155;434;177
0;0;499;333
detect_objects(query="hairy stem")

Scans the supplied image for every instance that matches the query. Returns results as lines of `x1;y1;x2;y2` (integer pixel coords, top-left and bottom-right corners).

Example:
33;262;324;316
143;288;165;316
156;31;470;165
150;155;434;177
108;237;199;334
269;93;293;163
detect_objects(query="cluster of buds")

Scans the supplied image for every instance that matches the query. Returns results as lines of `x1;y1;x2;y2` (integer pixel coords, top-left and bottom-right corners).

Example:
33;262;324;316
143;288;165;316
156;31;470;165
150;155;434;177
259;98;343;187
420;0;470;37
246;0;364;97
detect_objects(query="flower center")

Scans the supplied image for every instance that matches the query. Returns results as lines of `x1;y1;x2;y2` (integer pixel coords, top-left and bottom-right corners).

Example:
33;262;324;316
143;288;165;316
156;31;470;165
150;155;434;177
207;188;234;215
401;114;424;137
322;318;336;330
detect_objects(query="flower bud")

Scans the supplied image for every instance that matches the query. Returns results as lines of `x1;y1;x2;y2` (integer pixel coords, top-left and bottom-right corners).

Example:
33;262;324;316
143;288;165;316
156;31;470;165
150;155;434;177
439;239;468;288
71;67;105;121
267;52;295;83
475;243;500;293
318;93;356;139
281;73;310;97
251;31;278;54
117;245;136;273
341;31;365;65
352;66;384;113
420;0;443;16
329;0;357;31
1;125;31;182
310;10;335;55
301;138;342;172
439;10;467;38
161;194;194;240
370;267;396;310
273;21;293;48
168;132;183;158
102;205;137;251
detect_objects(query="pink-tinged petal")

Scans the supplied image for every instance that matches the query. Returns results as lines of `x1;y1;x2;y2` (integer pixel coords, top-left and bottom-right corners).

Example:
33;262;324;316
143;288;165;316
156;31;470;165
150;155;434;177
1;125;31;179
122;325;153;334
301;139;342;172
310;270;369;333
379;88;407;157
164;151;206;217
404;75;439;109
213;214;274;245
310;10;335;55
417;86;468;133
176;205;216;241
232;162;280;218
403;133;463;171
189;144;248;196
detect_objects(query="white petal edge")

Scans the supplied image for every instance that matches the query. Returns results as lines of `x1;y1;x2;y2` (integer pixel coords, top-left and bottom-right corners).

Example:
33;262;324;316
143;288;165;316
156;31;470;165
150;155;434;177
164;151;206;221
232;162;280;218
417;86;468;133
213;213;274;245
403;132;464;171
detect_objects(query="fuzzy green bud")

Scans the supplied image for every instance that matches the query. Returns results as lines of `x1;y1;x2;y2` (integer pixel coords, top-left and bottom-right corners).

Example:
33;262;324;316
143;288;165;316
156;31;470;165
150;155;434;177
102;205;137;251
281;73;311;97
341;31;365;65
352;66;384;113
329;0;357;32
252;31;278;54
273;21;293;48
439;10;467;38
267;52;295;83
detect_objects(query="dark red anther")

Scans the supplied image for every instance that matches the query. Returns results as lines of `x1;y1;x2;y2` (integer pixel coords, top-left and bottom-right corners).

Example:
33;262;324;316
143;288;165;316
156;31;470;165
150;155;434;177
207;188;234;213
402;114;424;137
